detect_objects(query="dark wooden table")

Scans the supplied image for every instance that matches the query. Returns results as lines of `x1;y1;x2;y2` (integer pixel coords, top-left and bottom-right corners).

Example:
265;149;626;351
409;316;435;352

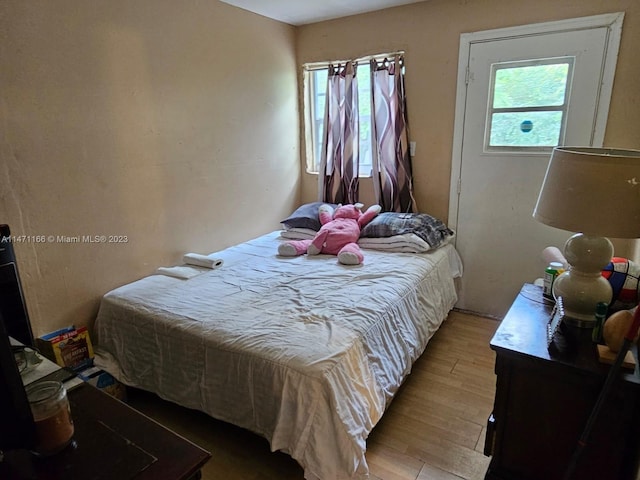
0;382;211;480
485;284;640;480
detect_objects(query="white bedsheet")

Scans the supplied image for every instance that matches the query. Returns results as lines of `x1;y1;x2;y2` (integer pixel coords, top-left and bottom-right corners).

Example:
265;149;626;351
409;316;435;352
94;231;461;479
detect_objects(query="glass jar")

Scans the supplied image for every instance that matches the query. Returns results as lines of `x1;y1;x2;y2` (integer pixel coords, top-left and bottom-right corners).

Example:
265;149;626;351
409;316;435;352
26;380;74;456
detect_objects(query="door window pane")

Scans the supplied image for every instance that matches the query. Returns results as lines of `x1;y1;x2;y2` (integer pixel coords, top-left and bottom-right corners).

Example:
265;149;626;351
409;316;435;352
489;111;563;147
493;63;570;108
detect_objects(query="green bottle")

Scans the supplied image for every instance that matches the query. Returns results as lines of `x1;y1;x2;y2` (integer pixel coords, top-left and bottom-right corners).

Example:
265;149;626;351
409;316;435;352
592;302;608;343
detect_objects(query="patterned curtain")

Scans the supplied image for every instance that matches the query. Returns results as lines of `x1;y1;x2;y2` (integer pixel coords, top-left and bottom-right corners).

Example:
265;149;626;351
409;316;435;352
317;62;360;204
370;55;417;212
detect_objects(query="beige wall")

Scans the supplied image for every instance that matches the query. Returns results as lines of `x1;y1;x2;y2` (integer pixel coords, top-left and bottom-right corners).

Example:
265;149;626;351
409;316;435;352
4;0;639;338
1;1;300;336
296;0;640;226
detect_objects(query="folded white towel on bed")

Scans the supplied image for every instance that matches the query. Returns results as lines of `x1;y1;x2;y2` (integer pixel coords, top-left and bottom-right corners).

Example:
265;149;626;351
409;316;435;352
154;266;205;280
183;253;224;269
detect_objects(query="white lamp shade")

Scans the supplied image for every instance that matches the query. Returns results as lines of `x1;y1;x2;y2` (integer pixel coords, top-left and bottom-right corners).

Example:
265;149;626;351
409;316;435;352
533;147;640;238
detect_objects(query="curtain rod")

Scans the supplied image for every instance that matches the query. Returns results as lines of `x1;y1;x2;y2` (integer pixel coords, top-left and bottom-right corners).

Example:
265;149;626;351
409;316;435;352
303;51;405;71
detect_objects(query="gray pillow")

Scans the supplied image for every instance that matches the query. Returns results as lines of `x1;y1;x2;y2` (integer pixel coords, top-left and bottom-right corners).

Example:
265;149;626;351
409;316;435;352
281;202;338;231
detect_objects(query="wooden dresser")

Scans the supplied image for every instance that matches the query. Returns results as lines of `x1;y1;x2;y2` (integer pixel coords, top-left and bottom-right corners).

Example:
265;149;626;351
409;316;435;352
485;284;640;480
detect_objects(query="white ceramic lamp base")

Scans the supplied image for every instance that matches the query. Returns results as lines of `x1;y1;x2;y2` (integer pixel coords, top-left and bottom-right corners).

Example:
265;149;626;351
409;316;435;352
552;233;613;326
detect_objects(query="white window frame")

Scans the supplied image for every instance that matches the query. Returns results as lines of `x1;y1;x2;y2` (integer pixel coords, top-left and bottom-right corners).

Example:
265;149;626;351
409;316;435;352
484;56;575;153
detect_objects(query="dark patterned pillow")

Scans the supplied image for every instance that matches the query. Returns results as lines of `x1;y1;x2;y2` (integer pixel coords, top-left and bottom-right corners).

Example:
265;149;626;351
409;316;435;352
281;202;338;231
360;212;454;248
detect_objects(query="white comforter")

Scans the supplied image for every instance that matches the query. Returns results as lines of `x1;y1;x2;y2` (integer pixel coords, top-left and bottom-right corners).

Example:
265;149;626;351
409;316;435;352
94;231;461;479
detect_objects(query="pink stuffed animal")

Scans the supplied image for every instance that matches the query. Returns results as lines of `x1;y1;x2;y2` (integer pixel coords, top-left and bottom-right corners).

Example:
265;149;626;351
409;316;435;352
279;203;381;265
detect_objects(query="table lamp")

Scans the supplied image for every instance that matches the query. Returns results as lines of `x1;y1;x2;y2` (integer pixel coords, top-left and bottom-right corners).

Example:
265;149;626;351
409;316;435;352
533;146;640;326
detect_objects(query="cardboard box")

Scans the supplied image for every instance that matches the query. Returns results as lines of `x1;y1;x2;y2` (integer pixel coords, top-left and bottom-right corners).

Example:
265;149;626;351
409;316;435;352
78;366;127;401
37;325;94;372
38;326;126;400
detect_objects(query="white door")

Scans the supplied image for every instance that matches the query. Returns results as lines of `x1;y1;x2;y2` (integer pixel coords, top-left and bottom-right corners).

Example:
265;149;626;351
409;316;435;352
449;14;624;318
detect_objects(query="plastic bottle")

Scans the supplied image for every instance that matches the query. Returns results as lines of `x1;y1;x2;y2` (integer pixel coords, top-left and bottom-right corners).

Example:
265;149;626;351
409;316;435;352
543;261;564;300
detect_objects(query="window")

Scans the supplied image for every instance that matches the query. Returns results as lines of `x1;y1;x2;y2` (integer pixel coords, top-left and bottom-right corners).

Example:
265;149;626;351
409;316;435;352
485;57;574;152
304;61;375;177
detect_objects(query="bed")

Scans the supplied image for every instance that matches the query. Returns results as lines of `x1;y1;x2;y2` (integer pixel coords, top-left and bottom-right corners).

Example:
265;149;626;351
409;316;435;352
93;226;462;480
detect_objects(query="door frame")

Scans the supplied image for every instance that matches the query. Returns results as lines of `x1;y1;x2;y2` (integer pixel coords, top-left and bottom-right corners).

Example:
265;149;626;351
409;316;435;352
448;12;624;234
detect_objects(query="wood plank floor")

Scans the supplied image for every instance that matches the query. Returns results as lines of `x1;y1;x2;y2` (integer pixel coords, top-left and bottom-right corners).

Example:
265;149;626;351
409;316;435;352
127;311;499;480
